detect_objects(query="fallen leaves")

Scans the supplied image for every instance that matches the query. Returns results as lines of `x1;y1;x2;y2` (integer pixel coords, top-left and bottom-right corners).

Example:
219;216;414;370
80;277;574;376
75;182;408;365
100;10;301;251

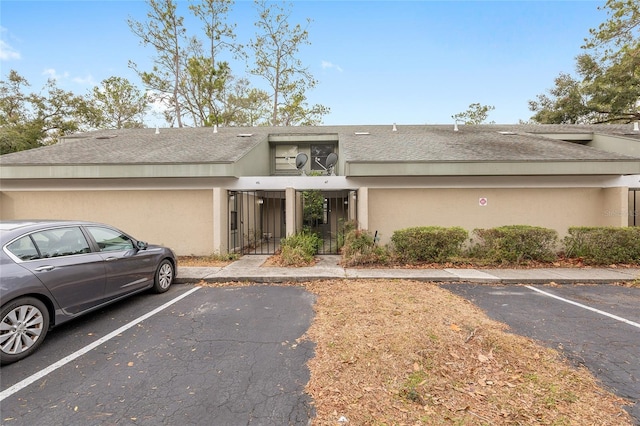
302;279;633;425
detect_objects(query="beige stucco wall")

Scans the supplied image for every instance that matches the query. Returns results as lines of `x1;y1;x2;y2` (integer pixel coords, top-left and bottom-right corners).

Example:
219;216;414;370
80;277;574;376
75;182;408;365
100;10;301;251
1;185;633;256
367;187;630;245
0;190;214;256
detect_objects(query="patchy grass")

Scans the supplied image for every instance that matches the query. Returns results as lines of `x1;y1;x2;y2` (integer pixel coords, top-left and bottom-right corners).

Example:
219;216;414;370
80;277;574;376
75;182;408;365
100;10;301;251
197;279;633;425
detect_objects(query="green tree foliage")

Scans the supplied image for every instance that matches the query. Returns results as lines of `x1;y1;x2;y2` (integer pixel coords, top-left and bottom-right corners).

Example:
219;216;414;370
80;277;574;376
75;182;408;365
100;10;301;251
89;77;149;129
188;0;242;69
181;57;230;126
0;70;91;154
183;0;243;126
528;73;592;124
223;77;271;126
128;0;191;127
452;103;495;125
279;91;331;126
302;190;324;227
249;0;329;126
530;0;640;124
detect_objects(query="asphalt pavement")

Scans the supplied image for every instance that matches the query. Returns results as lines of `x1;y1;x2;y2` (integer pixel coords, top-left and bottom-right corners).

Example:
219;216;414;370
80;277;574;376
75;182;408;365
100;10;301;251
175;255;640;425
445;283;640;425
0;285;316;425
3;257;637;425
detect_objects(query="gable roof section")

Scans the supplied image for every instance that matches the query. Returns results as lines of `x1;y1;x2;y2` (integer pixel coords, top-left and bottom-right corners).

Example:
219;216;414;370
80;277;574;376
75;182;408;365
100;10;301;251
339;124;640;176
0;127;270;179
1;124;639;179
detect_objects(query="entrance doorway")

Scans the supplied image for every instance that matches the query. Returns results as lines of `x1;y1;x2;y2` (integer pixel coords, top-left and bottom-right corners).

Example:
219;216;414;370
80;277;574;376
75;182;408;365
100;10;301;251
229;190;356;255
296;189;356;254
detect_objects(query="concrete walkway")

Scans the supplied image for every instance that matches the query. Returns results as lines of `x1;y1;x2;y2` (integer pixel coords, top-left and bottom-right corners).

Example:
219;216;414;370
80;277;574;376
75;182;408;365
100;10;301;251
176;255;640;284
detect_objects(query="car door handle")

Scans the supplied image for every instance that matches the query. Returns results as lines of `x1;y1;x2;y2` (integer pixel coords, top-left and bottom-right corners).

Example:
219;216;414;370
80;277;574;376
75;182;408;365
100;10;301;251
105;257;119;262
35;265;55;272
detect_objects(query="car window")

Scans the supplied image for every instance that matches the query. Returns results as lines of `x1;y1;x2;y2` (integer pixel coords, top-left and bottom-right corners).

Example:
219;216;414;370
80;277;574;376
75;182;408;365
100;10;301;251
87;226;134;252
6;236;40;261
30;227;91;258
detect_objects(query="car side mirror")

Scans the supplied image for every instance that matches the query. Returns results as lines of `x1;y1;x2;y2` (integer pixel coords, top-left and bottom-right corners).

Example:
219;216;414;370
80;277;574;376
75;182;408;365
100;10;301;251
136;241;148;251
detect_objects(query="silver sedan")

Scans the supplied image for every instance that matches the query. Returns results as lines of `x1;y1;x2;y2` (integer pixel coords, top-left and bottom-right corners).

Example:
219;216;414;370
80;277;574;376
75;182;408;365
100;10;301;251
0;220;177;365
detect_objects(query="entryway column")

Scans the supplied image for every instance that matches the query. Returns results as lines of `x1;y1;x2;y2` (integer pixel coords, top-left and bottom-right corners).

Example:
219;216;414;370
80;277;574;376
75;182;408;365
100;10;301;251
212;188;229;254
357;187;369;230
602;186;629;226
285;187;296;237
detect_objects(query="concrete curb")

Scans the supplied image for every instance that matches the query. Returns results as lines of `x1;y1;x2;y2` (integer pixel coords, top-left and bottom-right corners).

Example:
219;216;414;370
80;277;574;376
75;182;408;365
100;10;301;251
175;256;640;285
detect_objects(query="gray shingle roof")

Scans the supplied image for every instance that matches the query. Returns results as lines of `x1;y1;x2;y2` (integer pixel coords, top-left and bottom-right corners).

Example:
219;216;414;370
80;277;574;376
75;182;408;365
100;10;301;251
0;127;265;165
1;124;638;166
339;124;640;162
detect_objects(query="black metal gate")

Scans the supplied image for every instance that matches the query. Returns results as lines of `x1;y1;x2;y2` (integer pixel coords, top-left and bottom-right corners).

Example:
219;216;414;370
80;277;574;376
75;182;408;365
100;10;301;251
631;189;639;227
229;190;356;255
229;190;286;255
296;190;355;254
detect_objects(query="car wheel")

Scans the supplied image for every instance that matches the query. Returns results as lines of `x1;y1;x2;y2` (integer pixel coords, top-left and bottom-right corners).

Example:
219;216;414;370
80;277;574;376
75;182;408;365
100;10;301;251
0;297;50;365
153;259;174;293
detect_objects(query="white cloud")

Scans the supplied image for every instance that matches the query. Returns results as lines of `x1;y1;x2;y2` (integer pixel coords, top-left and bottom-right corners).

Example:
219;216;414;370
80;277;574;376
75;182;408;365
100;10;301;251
42;68;69;81
0;27;21;61
321;60;343;72
73;74;96;86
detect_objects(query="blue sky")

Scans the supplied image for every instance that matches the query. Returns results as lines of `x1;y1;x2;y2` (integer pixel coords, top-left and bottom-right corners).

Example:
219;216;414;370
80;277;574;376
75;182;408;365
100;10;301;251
1;0;606;126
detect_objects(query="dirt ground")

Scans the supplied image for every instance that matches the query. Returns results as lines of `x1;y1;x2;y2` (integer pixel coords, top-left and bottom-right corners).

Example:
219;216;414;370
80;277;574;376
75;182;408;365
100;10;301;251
199;278;633;425
188;252;635;425
301;279;632;425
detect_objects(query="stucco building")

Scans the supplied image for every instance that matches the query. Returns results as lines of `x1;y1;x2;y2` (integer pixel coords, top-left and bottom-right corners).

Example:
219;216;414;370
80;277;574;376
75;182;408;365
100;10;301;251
1;124;639;256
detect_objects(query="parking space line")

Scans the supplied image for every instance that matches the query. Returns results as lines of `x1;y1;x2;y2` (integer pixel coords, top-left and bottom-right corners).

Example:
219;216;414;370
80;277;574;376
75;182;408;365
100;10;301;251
0;287;201;403
525;285;640;330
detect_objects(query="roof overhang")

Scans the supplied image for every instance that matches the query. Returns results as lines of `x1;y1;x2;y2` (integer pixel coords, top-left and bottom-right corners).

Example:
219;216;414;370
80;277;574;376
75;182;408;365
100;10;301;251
344;160;640;177
0;163;238;179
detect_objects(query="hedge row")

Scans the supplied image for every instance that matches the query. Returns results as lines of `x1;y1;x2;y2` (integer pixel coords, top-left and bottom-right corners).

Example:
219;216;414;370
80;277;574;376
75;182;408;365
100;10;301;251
469;225;558;263
564;227;640;264
391;226;468;263
340;225;640;266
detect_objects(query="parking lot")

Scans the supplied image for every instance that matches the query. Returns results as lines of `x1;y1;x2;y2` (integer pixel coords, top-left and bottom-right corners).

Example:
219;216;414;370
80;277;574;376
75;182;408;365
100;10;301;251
0;284;316;426
445;283;640;424
2;281;639;425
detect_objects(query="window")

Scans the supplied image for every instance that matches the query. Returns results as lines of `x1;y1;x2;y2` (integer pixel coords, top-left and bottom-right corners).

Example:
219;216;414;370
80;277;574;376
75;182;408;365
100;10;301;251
274;145;300;174
6;236;39;261
272;142;337;175
311;144;334;171
87;226;134;252
11;227;91;259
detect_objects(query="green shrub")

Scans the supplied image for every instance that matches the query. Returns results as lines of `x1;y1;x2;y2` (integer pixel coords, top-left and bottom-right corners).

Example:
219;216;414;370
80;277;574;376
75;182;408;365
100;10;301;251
342;229;390;266
564;227;640;264
390;226;468;263
280;231;322;265
470;225;558;264
337;219;358;250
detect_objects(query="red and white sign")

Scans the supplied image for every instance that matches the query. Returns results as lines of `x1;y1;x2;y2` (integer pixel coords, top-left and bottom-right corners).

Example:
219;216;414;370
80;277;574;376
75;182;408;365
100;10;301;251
478;197;488;206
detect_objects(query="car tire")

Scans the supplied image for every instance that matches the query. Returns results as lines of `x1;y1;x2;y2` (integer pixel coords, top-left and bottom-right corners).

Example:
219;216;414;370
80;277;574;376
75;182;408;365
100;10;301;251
0;297;50;365
153;259;174;293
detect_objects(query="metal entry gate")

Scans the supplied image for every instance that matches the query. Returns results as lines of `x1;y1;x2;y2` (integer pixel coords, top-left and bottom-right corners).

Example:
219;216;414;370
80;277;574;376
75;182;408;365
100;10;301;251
230;190;356;255
229;191;286;255
296;190;356;254
631;189;639;227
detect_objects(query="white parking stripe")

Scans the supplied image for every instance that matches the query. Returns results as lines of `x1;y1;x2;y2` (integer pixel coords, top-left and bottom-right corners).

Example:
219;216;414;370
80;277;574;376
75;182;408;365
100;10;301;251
0;287;201;402
525;285;640;330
